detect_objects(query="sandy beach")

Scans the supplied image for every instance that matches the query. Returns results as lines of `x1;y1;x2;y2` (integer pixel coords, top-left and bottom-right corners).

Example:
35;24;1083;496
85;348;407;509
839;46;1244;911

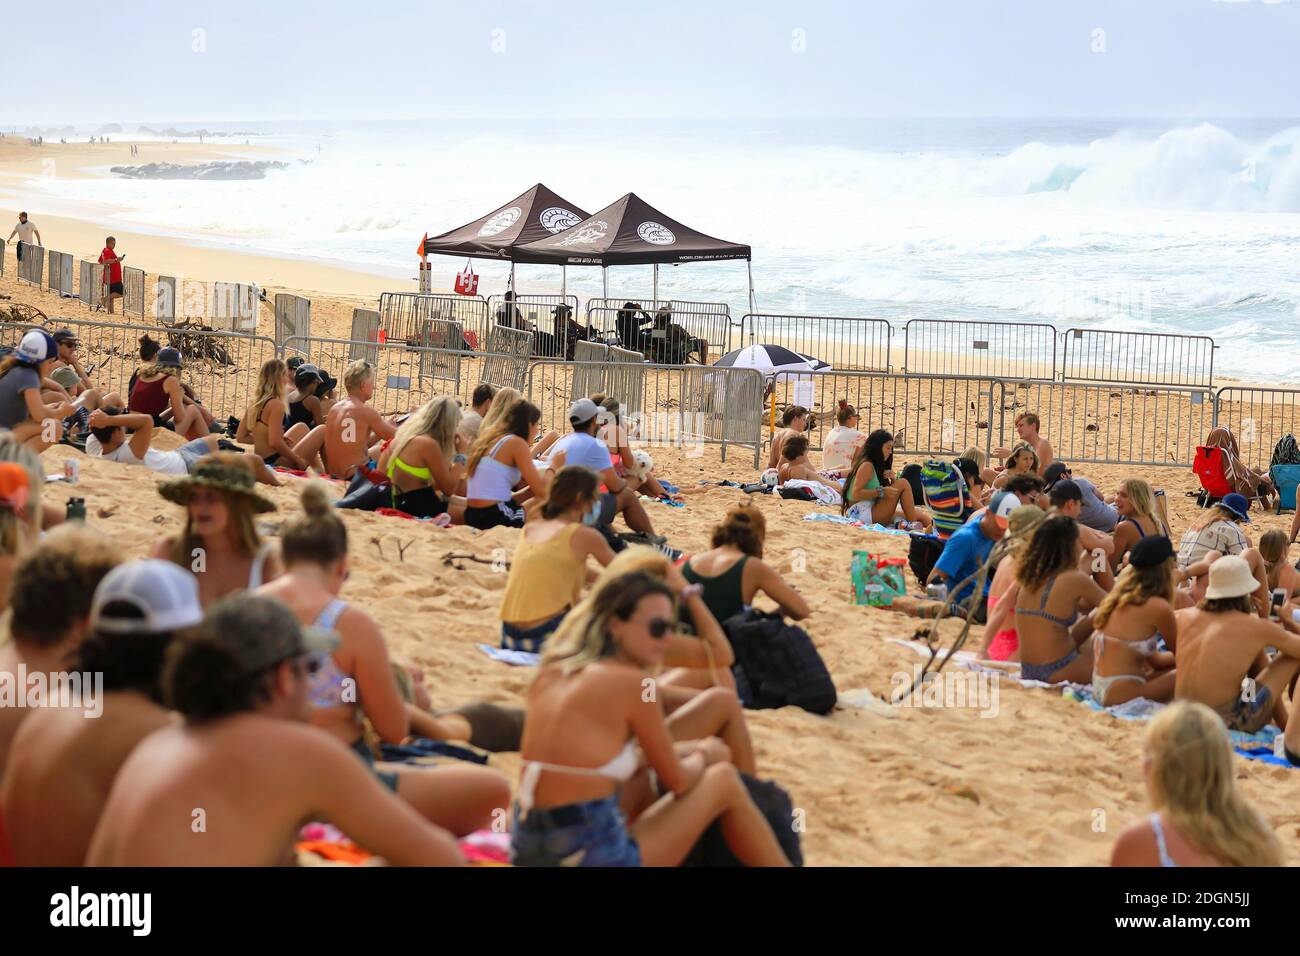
5;164;1300;867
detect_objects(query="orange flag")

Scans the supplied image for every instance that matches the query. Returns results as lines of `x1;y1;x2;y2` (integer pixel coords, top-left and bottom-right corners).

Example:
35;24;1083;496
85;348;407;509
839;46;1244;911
417;233;428;257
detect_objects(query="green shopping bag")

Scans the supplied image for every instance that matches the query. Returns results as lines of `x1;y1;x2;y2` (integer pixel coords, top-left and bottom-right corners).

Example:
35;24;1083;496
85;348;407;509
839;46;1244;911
851;551;907;607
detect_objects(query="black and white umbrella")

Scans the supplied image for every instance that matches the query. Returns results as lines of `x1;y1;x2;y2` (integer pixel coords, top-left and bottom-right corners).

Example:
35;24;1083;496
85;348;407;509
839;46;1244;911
713;344;832;375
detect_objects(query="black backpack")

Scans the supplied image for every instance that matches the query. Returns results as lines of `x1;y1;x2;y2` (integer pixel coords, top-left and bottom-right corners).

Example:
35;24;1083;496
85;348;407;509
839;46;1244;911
908;532;945;586
722;609;836;715
1272;435;1300;467
683;773;803;866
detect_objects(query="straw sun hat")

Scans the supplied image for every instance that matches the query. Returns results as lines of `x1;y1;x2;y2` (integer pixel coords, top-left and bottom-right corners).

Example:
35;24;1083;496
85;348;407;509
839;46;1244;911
157;459;277;514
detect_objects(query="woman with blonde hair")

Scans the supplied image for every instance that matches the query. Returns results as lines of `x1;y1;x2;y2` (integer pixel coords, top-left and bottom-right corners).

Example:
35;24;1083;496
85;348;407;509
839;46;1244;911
150;452;282;607
962;445;997;488
376;396;467;519
1252;529;1300;599
1091;536;1178;706
1110;478;1166;568
236;358;311;470
512;568;790;867
1112;700;1282;866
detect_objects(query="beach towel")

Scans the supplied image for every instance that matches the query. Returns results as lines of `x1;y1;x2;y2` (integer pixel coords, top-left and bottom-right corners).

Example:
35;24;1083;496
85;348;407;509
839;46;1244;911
379;737;490;766
1204;427;1272;499
777;479;841;505
801;513;912;535
476;643;540;667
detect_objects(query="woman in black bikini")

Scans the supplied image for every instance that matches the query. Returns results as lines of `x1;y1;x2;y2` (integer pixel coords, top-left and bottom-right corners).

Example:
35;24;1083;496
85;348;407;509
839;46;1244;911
1015;516;1107;684
1111;478;1165;569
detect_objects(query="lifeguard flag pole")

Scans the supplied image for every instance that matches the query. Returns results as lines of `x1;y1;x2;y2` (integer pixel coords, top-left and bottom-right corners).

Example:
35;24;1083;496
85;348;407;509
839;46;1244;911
417;233;431;294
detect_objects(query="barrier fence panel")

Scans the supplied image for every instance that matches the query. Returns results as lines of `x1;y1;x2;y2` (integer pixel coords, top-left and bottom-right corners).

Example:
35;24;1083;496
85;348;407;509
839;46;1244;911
348;308;381;364
586;297;731;318
487;294;580;358
770;371;999;461
1000;381;1212;468
739;313;892;371
481;326;534;389
570;341;611;399
903;319;1058;381
209;281;258;332
410;319;464;385
3;316;276;424
122;266;146;319
47;250;75;296
78;260;104;309
1211;387;1300;472
154;276;177;324
1061;328;1215;388
281;335;483;417
585;305;727;365
274;293;311;347
0;238;5;276
17;243;45;286
569;346;649;421
378;292;488;346
527;360;763;466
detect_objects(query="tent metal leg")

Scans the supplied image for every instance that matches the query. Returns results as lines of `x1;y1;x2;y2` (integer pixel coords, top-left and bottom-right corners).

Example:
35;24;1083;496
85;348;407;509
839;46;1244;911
602;267;608;299
510;263;516;293
653;263;658;304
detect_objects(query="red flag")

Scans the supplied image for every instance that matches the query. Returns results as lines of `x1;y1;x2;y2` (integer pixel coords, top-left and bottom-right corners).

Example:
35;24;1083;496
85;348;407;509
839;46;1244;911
417;233;428;257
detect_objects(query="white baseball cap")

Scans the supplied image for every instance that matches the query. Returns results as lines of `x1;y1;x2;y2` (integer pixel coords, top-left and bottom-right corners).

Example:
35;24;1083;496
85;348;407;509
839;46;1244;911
988;491;1021;529
15;329;56;364
90;559;205;635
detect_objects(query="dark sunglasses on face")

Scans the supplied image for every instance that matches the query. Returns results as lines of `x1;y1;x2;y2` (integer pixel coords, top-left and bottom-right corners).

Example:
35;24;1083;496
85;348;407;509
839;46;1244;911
647;618;673;639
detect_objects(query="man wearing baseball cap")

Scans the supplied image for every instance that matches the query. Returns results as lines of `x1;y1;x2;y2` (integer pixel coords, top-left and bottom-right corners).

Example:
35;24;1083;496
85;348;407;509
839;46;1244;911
2;559;206;865
1043;460;1118;533
544;397;659;540
927;491;1018;622
1047;477;1117;585
1175;554;1300;735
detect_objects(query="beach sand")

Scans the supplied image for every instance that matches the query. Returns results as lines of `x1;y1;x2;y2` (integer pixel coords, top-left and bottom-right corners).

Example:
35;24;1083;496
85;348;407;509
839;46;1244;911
4;147;1300;866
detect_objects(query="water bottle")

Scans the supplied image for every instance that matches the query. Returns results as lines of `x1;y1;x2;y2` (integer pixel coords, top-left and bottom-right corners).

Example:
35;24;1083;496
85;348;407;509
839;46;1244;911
65;497;86;523
926;582;948;603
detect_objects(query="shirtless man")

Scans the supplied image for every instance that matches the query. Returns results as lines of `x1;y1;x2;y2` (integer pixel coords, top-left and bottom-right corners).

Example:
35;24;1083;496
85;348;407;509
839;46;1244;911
776;435;843;496
767;405;809;470
87;594;463;866
2;559;201;865
0;527;122;781
311;360;397;479
995;411;1054;476
1173;555;1300;735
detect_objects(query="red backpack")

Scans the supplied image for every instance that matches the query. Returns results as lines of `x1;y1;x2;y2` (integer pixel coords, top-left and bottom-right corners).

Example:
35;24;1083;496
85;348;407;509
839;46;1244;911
1193;446;1233;499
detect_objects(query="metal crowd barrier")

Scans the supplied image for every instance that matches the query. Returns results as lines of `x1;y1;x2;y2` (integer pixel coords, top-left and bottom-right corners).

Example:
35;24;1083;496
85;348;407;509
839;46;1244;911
47;250;75;296
1211;387;1300;472
740;313;892;371
17;243;45;286
481;325;534;389
568;345;647;419
280;334;485;417
526;360;763;466
378;292;488;346
154;276;177;323
408;319;466;385
585;305;728;364
274;293;311;347
770;370;999;462
78;260;104;308
585;297;731;319
570;341;610;400
348;308;381;364
122;266;146;319
903;319;1058;381
1061;328;1215;389
1003;380;1212;469
210;281;258;332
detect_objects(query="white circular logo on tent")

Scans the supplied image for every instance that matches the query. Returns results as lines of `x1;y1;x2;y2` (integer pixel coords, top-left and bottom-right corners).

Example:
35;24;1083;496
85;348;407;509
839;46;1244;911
478;206;522;237
540;207;581;234
637;221;676;245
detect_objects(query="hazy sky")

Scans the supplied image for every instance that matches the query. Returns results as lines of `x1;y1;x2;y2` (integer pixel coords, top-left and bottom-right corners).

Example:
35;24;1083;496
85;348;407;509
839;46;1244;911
7;0;1299;125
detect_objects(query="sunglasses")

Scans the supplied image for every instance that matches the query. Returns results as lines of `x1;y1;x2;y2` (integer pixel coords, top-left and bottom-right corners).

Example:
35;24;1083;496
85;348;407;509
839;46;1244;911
647;618;673;639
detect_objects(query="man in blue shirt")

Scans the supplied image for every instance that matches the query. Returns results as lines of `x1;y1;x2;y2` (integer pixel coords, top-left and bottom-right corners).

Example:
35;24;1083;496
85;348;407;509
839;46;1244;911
927;491;1017;622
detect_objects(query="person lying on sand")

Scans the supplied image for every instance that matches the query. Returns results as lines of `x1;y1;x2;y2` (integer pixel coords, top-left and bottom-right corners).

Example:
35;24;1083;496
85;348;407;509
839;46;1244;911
1090;536;1178;706
88;407;280;484
3;559;202;865
86;594;464;866
498;466;615;653
465;398;554;529
1112;701;1281;866
257;482;510;836
767;404;809;470
1014;515;1106;685
512;568;789;867
994;411;1054;476
150;453;283;607
1173;555;1300;734
0;526;122;780
375;396;468;520
841;429;932;530
777;435;843;497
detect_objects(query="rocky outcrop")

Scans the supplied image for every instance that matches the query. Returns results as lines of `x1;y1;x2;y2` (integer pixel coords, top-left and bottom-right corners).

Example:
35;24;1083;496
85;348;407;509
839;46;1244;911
109;160;291;180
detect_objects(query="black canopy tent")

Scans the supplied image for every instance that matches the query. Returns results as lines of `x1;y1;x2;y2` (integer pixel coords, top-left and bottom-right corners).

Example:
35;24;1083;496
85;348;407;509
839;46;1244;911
510;192;754;309
419;183;590;293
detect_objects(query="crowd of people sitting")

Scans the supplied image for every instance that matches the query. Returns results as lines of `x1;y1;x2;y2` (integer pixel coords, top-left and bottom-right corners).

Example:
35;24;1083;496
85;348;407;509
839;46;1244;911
2;342;1297;870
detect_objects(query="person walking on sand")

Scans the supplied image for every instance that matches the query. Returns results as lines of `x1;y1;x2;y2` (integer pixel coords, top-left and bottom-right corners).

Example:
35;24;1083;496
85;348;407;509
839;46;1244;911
6;212;41;271
98;236;125;314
